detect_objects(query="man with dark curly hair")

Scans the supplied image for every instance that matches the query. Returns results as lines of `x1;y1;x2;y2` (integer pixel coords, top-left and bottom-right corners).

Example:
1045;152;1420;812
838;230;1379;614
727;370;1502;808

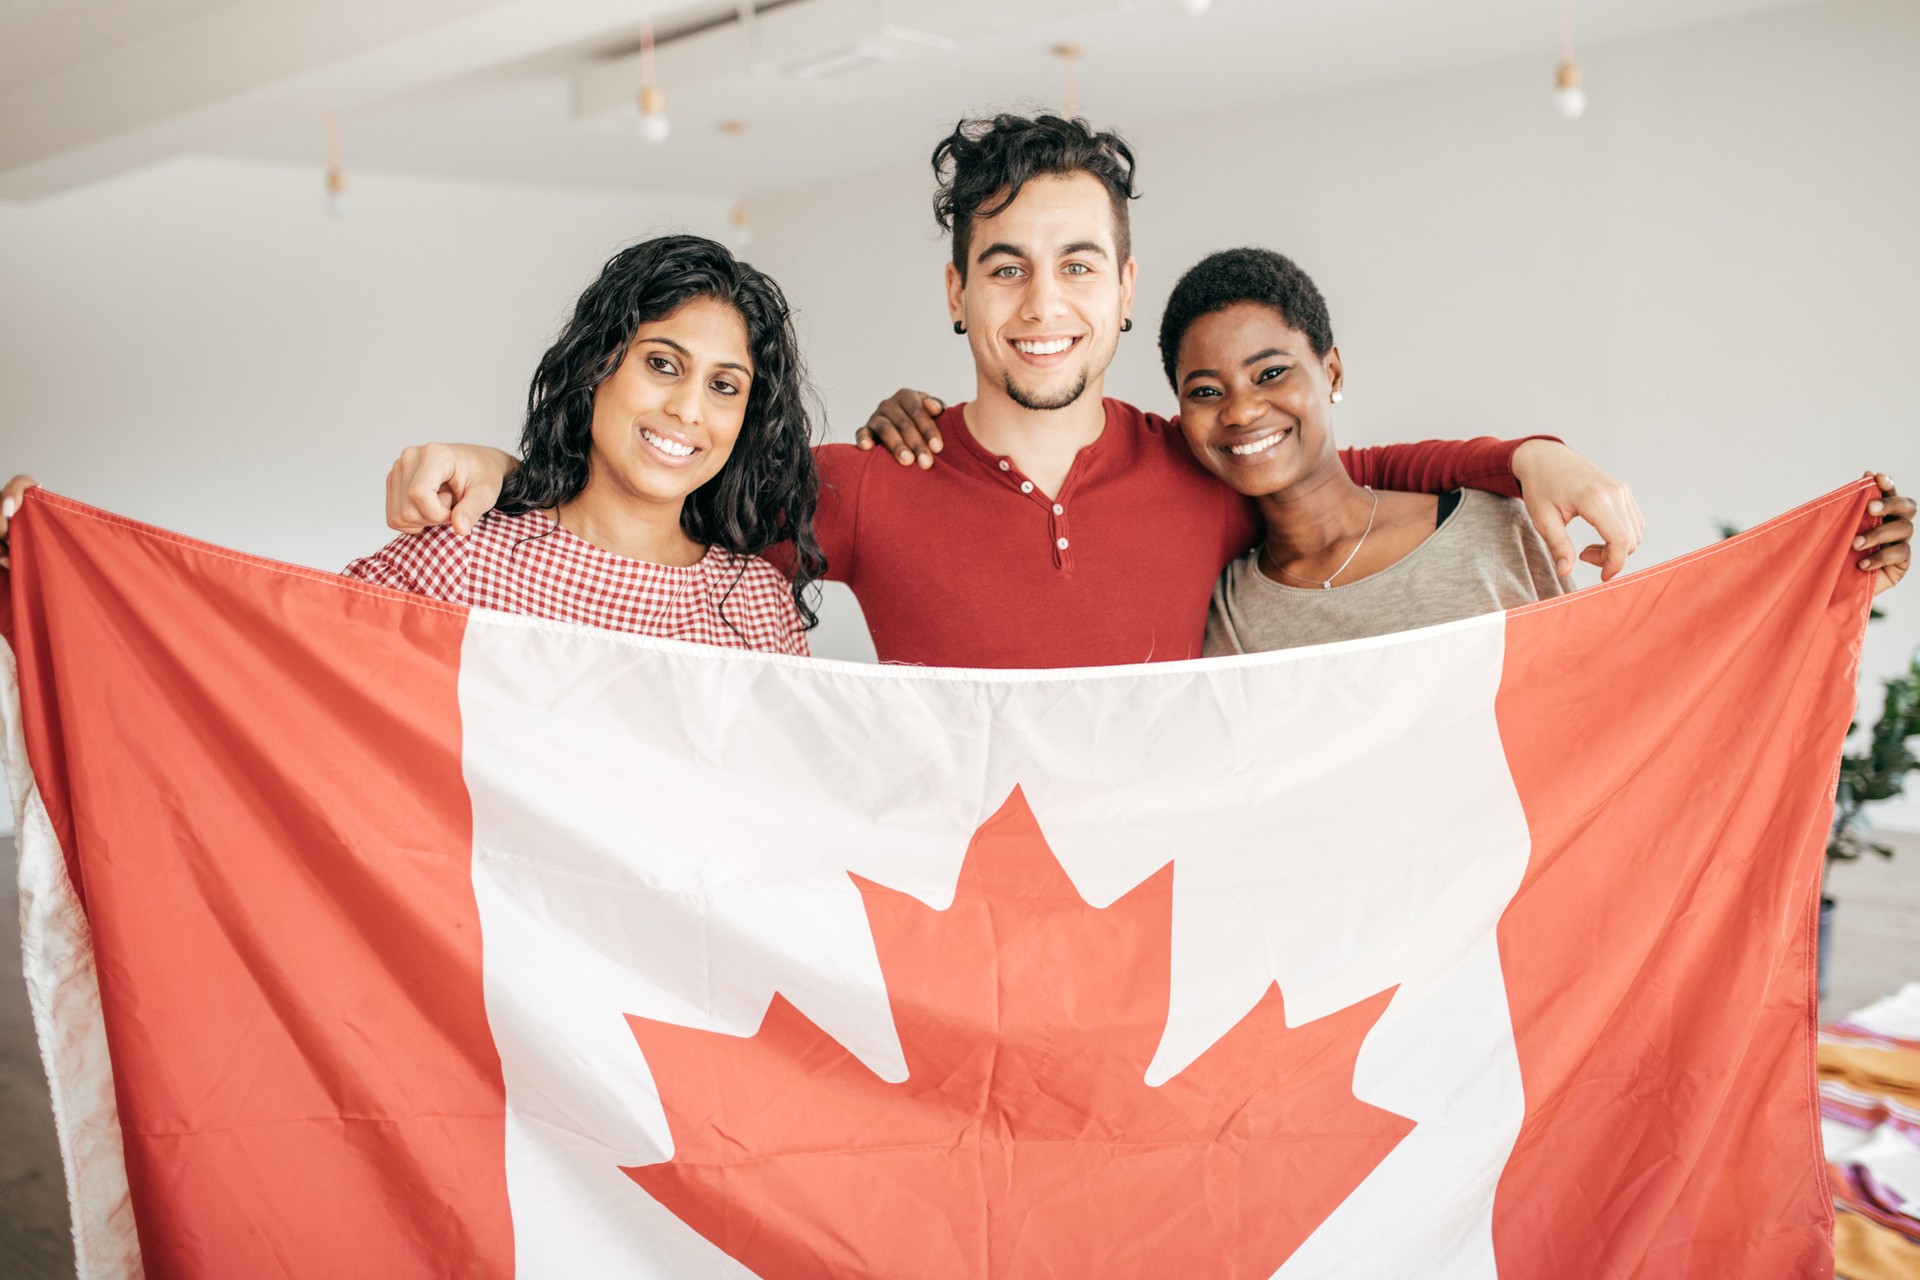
371;113;1650;669
837;114;1640;663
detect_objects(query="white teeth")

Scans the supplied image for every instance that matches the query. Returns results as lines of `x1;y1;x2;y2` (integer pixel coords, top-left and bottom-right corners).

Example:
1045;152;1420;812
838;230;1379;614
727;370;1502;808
1014;338;1075;356
1227;429;1289;457
641;428;695;458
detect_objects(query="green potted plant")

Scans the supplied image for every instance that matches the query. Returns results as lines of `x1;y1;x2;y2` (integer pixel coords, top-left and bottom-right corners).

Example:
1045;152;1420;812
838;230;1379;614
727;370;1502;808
1830;649;1920;866
1715;522;1917;997
1822;647;1920;994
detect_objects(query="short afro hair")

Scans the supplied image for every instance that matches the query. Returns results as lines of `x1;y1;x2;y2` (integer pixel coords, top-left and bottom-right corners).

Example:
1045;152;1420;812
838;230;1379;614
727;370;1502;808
1158;247;1335;389
932;114;1139;281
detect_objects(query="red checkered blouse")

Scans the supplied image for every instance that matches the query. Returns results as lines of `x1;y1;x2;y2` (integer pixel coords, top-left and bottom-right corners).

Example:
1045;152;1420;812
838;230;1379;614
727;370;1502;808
343;509;808;655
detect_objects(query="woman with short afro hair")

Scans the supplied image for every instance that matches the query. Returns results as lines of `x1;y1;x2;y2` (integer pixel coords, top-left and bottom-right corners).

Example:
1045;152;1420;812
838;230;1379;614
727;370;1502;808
1160;246;1570;655
1160;246;1913;654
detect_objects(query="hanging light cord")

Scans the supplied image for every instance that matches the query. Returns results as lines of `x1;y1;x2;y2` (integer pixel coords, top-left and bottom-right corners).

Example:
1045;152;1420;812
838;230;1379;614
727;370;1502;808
1054;44;1082;119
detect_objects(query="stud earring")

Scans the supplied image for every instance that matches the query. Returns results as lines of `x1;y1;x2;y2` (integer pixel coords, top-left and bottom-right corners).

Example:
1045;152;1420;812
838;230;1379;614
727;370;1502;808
953;321;967;335
1121;318;1133;333
1331;390;1343;403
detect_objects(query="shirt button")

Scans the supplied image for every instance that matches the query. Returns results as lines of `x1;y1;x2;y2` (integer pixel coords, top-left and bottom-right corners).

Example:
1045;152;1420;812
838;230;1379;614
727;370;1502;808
1020;481;1034;494
1056;537;1070;550
1052;503;1064;515
998;460;1011;471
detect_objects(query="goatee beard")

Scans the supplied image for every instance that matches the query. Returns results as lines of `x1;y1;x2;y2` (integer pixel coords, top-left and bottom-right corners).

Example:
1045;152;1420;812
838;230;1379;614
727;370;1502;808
1004;371;1090;412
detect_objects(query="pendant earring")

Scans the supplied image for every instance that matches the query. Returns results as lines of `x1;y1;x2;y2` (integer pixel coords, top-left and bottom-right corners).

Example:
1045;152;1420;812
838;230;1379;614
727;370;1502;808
1121;318;1133;333
953;321;967;335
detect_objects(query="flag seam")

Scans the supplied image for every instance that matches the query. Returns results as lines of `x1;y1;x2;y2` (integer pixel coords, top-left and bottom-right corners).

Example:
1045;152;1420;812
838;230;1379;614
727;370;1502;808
1;638;144;1278
1504;479;1876;620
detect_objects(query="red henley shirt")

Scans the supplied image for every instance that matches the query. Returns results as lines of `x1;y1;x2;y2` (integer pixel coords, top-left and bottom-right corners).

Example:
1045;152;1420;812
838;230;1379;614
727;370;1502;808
813;399;1530;669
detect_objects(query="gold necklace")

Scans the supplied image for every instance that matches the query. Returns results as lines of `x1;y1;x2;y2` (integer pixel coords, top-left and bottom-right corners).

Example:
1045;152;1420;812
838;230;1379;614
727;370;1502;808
1270;486;1379;590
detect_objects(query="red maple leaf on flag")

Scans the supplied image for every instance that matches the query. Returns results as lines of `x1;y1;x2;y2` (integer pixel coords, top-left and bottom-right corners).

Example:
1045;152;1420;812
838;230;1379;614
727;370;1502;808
625;788;1412;1279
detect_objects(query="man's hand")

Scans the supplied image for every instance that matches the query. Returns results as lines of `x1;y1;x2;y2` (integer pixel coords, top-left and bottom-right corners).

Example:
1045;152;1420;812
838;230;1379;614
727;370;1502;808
1511;440;1644;581
853;389;947;468
0;473;39;569
386;444;517;536
1859;473;1913;597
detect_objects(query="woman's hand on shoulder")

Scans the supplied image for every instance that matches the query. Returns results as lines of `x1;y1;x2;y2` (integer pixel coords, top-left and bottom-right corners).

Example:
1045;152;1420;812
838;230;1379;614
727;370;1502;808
0;474;39;568
386;444;516;536
1510;441;1644;582
1859;473;1913;597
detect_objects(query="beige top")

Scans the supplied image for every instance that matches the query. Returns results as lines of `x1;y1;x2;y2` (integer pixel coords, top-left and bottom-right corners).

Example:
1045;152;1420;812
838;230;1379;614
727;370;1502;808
1204;489;1568;655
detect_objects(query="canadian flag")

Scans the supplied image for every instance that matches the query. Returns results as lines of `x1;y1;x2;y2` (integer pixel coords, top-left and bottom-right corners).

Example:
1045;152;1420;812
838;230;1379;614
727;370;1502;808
1;484;1873;1279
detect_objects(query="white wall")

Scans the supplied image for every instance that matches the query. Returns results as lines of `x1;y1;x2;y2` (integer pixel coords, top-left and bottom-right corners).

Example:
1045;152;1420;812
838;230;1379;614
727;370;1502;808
0;156;724;571
749;0;1920;826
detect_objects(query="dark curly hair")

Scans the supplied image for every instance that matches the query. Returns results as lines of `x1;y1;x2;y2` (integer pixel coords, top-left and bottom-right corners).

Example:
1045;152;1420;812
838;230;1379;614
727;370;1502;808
1158;247;1336;389
498;234;825;630
932;114;1139;279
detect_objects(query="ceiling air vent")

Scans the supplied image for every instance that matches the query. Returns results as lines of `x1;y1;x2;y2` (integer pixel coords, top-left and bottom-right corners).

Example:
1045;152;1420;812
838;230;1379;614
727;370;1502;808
782;26;955;80
572;0;957;128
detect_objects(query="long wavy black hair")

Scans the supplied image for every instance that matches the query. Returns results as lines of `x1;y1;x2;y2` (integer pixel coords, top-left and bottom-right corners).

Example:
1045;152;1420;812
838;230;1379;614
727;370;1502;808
498;234;825;630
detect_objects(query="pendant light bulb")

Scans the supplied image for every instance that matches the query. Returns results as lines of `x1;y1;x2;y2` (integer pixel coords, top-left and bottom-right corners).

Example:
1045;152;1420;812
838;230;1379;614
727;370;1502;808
635;18;669;144
638;84;671;144
720;119;751;248
1554;60;1587;119
1052;44;1082;119
1553;2;1586;120
322;116;348;216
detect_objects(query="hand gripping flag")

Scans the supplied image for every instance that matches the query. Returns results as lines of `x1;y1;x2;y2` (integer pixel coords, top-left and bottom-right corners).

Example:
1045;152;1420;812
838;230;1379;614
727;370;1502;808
0;482;1877;1279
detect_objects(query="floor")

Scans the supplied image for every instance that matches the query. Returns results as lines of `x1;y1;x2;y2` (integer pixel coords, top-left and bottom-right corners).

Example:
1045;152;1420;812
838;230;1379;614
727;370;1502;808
1;832;1917;1276
1820;830;1920;1022
0;838;72;1277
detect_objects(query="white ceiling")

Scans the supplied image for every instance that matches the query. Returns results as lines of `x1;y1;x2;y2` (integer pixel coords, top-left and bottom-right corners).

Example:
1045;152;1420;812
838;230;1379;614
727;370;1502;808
0;0;1828;202
0;0;242;93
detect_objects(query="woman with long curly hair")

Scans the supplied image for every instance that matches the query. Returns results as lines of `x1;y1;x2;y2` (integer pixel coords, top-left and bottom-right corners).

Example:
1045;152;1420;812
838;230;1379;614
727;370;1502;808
343;233;825;653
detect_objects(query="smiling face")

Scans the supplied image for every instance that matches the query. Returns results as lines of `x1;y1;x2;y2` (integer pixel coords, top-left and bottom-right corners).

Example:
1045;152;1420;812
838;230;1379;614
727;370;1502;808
1175;302;1344;497
946;172;1136;413
585;295;754;509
